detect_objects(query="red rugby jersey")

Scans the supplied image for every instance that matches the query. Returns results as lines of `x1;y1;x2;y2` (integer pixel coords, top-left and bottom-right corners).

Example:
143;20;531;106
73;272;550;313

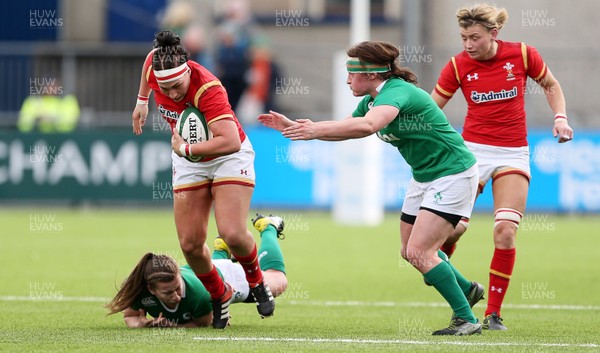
434;40;547;147
143;50;246;143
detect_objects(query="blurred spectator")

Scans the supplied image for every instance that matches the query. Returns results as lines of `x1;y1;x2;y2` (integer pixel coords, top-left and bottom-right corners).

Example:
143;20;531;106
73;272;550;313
17;79;80;133
159;0;196;37
236;36;281;125
214;0;279;123
214;20;252;112
161;1;215;72
182;22;215;72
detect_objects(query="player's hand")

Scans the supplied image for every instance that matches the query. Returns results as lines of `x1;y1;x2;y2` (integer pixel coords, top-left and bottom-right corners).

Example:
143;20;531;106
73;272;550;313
283;118;318;140
136;309;154;328
553;119;573;143
257;110;296;132
150;312;169;328
171;128;185;156
132;104;149;135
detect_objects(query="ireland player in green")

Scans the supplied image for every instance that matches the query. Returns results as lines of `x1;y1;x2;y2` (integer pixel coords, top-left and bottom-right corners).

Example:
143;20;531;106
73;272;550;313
105;215;287;328
259;41;484;336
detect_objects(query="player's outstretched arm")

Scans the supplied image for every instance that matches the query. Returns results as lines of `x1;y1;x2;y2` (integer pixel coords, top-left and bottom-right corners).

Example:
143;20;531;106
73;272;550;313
282;105;398;141
123;308;211;328
258;110;296;132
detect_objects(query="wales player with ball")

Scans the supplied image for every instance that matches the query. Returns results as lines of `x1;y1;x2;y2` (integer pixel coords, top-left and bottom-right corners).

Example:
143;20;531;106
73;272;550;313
130;30;273;329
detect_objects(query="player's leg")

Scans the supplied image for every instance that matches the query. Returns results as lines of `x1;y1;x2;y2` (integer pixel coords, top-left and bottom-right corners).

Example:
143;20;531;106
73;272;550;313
212;237;231;260
441;141;495;258
437;249;485;315
212;183;261;278
439;181;483;257
484;173;528;330
212;183;275;317
174;188;213;273
408;210;478;325
174;187;233;329
400;175;479;331
211;138;274;318
262;270;287;298
440;220;467;257
403;207;484;317
418;166;481;335
253;214;287;297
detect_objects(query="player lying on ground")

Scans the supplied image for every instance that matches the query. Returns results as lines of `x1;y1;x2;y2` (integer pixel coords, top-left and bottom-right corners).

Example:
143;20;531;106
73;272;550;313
105;215;286;328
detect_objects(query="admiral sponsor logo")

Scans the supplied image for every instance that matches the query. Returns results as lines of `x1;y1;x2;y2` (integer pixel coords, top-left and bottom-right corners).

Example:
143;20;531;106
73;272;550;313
158;105;179;121
142;297;157;306
471;87;518;103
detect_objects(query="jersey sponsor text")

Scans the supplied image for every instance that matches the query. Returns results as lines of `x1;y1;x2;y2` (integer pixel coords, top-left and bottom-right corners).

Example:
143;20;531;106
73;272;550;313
158;105;179;121
470;87;518;104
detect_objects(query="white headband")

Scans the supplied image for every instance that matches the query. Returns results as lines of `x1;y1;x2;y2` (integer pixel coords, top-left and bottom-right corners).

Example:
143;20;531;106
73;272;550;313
154;62;189;83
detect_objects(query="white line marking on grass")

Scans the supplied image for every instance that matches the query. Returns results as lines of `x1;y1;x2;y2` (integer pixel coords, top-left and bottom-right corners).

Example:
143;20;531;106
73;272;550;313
0;296;108;302
284;300;600;311
1;296;599;312
193;337;599;348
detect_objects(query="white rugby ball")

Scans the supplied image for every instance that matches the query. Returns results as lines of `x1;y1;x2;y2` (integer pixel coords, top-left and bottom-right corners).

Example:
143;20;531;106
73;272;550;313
176;106;212;162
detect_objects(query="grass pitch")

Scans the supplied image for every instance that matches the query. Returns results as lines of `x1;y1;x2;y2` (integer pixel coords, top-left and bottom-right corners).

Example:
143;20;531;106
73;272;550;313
0;209;599;352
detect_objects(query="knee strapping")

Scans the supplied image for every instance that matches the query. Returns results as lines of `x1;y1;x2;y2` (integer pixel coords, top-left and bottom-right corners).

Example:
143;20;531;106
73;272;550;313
494;208;523;229
458;217;470;230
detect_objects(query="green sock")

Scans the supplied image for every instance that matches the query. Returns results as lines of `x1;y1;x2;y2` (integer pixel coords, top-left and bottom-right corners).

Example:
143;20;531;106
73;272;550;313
212;249;229;260
258;225;286;274
424;261;477;323
437;250;472;295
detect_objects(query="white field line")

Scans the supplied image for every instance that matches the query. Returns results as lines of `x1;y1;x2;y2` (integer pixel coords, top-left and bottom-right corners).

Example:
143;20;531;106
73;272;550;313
0;295;109;302
283;300;600;311
1;296;599;311
193;337;600;348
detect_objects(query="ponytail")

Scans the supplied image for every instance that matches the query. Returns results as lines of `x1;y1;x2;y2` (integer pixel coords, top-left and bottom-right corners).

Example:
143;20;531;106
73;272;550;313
105;253;179;315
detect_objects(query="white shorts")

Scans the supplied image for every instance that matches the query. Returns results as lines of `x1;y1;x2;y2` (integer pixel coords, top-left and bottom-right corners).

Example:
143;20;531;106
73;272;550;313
213;259;250;304
465;141;530;193
172;138;255;192
401;164;479;219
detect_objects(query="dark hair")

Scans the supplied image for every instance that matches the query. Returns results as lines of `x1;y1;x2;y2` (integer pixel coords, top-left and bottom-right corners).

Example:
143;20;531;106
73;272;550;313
347;41;417;84
152;30;189;70
105;253;179;315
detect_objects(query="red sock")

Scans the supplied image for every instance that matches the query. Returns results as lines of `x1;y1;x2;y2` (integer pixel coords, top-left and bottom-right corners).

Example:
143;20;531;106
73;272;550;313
486;248;516;317
233;244;263;286
197;266;225;299
440;243;457;258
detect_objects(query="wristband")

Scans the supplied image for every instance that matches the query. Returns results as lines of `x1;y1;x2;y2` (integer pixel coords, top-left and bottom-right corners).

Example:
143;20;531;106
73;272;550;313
136;95;149;105
554;113;567;122
179;144;188;157
179;144;193;157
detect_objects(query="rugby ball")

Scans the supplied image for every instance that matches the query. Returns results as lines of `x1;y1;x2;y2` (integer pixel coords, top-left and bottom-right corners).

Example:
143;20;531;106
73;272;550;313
176;106;212;162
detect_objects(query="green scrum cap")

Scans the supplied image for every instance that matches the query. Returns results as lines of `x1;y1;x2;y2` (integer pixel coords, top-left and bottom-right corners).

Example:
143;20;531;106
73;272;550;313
346;57;390;73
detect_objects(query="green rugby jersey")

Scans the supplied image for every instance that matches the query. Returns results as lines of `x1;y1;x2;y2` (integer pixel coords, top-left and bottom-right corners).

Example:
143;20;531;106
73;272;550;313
131;266;212;325
353;78;476;182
